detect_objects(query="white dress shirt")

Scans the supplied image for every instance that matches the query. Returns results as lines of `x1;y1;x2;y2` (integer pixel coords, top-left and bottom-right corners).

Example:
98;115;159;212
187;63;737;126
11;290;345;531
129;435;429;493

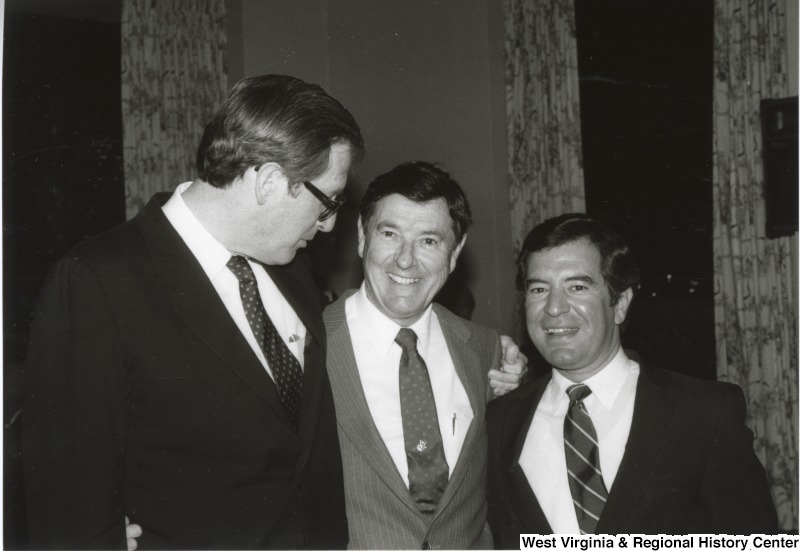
519;348;639;533
345;284;473;486
162;182;306;379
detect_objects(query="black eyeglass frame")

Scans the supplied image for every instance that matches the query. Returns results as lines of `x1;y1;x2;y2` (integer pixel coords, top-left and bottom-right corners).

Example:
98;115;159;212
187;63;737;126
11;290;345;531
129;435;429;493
303;180;346;221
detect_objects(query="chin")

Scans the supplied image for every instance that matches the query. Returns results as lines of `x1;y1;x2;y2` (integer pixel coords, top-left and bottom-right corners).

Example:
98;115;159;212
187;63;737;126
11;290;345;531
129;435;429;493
281;251;298;264
383;304;425;325
259;250;296;267
542;351;578;368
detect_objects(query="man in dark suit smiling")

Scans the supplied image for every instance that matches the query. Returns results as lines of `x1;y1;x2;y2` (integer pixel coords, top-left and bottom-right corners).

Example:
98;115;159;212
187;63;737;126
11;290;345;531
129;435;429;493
487;213;777;542
22;74;364;549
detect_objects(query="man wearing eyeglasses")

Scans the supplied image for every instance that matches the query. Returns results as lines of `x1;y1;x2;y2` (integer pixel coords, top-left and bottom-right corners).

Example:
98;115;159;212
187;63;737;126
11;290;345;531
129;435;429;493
22;74;365;550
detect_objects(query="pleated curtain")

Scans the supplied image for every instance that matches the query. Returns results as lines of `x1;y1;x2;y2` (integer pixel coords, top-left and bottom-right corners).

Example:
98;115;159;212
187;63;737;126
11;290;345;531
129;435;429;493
712;0;798;530
121;0;228;219
505;0;587;254
506;0;797;529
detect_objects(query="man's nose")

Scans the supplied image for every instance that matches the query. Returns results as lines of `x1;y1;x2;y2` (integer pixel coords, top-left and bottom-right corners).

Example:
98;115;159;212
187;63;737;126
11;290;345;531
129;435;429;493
316;213;337;233
544;289;569;316
394;240;415;269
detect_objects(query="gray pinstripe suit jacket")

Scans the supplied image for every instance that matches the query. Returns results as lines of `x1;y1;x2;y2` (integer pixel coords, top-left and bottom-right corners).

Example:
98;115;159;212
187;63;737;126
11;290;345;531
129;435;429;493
324;291;501;550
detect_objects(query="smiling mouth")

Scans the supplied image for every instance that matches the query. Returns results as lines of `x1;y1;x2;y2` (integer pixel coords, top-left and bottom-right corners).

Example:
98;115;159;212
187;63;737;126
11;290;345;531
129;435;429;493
545;328;578;335
388;273;420;285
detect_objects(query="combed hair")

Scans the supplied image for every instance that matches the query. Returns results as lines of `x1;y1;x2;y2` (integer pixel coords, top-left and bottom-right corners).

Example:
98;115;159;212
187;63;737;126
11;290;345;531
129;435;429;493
517;213;640;306
196;74;364;188
359;161;472;242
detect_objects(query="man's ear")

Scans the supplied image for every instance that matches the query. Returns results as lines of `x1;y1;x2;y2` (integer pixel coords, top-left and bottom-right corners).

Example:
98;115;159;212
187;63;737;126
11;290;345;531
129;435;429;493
357;217;366;259
614;287;634;325
254;163;288;205
448;234;467;273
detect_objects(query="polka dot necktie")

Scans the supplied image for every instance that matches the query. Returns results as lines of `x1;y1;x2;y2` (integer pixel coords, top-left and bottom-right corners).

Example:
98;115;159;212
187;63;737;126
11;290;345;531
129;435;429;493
227;255;302;431
564;383;608;534
395;327;449;516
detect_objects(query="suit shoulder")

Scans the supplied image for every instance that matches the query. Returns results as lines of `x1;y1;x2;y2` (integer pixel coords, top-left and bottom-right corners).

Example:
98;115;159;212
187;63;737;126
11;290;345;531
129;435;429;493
643;365;745;407
74;214;142;253
433;303;500;344
48;218;148;281
648;366;738;390
47;199;186;287
462;317;501;345
323;292;354;336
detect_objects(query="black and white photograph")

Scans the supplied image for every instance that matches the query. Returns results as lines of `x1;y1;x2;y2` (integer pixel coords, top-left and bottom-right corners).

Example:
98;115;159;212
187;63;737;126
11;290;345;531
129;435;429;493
4;0;798;548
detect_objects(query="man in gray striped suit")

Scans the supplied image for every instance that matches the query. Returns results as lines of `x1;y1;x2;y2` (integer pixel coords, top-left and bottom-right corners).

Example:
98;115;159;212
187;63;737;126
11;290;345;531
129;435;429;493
324;161;522;549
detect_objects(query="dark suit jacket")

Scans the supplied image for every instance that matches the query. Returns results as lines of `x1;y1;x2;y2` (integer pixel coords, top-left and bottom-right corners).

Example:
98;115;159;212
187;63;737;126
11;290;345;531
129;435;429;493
324;292;499;549
22;195;347;550
487;362;778;545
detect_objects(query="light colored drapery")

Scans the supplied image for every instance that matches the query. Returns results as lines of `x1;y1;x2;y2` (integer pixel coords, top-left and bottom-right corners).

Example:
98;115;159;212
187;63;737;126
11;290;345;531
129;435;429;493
505;0;586;253
121;0;228;219
713;0;798;530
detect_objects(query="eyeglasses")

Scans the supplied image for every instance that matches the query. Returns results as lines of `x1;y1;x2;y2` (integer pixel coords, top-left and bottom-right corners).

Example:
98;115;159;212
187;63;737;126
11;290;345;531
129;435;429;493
303;181;346;221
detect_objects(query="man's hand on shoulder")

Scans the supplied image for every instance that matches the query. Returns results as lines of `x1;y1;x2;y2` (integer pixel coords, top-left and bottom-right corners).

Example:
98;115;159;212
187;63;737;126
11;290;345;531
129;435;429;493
489;335;528;397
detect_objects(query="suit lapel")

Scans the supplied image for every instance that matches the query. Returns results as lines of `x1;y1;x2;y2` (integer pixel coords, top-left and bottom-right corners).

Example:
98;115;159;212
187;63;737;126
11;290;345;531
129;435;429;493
324;293;420;514
596;365;676;533
264;262;325;348
265;261;327;474
135;196;294;430
430;306;482;517
499;375;554;534
493;362;677;535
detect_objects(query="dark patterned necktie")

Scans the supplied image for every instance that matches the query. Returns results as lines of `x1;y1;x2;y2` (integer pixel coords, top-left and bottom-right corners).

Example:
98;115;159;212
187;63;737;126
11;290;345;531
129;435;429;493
564;383;608;534
395;328;449;516
227;255;302;431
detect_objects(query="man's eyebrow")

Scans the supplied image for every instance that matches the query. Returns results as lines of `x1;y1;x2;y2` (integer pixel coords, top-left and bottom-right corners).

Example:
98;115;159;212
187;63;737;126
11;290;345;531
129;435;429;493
524;277;548;286
374;222;446;238
565;275;596;285
419;229;446;239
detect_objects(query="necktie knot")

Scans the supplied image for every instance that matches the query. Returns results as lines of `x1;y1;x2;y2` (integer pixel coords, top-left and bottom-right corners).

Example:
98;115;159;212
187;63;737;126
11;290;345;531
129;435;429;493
395;327;418;353
567;383;592;404
227;255;255;283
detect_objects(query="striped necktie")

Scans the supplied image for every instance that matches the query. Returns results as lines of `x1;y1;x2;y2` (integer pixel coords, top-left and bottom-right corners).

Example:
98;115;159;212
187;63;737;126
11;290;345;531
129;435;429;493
227;255;302;431
564;383;608;534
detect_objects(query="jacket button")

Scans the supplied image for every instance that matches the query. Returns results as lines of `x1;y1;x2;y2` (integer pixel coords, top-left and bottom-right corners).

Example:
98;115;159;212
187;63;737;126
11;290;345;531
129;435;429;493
421;542;431;550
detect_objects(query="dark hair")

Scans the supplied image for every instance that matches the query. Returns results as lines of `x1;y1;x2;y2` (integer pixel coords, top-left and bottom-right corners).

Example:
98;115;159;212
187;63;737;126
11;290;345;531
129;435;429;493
359;161;472;242
196;74;364;188
517;213;640;306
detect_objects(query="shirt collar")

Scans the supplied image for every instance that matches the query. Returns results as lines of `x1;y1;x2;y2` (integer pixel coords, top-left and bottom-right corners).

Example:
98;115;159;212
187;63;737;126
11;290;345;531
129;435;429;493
162;181;233;280
353;283;433;358
551;347;633;410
